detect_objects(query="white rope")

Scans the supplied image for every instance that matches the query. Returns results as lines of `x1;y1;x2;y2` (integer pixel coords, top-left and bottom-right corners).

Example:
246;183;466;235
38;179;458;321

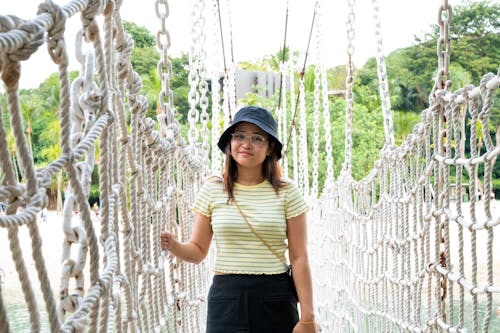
310;72;500;332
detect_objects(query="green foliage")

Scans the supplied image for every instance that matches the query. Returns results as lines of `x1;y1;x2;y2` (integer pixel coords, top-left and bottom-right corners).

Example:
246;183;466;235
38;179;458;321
132;47;160;79
124;20;162;119
239;48;299;72
326;66;347;90
123;21;156;48
4;0;497;199
392;110;421;145
447;0;500;83
353;1;498;115
170;54;191;122
349;103;386;179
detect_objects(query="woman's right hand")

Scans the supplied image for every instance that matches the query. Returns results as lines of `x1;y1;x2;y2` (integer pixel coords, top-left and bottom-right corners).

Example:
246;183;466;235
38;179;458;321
160;230;175;251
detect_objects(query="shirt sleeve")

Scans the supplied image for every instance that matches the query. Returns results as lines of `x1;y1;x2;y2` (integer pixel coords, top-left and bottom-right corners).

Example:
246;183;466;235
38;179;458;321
191;181;213;217
285;181;310;219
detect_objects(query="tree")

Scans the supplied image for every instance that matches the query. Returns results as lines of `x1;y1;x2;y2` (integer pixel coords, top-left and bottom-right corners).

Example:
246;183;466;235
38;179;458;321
122;20;193;122
132;47;160;80
39;119;63;211
123;21;156;48
379;0;500;113
393;110;421;146
18;89;42;156
169;54;190;121
447;0;500;83
239;48;299;72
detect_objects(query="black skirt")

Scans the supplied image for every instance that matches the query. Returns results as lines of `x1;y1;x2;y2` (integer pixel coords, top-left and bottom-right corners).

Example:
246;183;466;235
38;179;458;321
206;273;299;333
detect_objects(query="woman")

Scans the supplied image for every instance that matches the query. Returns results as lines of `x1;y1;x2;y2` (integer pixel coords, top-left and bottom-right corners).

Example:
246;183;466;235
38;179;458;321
161;106;317;333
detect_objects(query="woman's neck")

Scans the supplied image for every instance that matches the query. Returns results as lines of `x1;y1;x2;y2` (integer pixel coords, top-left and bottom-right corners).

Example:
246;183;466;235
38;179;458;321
236;169;264;186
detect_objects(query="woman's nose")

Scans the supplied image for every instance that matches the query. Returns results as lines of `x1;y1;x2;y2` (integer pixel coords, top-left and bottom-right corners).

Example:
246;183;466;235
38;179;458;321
241;136;252;146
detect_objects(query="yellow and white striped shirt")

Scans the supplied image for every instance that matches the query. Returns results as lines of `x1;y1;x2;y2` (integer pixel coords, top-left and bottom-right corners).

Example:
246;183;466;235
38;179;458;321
192;177;309;274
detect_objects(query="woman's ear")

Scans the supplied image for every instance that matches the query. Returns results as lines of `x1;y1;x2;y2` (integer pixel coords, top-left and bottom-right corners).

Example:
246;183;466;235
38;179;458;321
267;141;275;156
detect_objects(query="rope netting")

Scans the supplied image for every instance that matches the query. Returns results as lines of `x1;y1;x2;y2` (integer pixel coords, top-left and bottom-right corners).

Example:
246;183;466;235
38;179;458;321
0;0;498;333
305;1;500;332
1;0;209;331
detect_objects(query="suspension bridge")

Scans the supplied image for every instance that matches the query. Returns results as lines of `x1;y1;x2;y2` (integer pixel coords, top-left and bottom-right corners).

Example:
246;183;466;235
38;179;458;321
0;0;499;332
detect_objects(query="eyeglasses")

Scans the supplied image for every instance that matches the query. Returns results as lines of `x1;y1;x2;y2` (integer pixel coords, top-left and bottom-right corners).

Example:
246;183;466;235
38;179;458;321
231;132;267;146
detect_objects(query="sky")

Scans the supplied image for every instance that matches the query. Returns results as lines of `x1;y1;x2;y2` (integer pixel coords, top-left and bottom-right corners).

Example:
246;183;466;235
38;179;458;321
2;0;470;89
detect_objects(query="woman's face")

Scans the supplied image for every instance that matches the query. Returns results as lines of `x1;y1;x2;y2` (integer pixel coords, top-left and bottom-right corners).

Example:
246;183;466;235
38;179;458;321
230;122;272;170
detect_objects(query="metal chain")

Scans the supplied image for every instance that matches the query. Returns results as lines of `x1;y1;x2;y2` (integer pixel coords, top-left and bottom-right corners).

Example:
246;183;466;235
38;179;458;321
371;0;394;147
198;0;210;158
343;0;356;175
279;61;289;177
225;0;237;114
298;77;309;195
187;0;202;146
155;0;176;133
311;1;322;199
433;0;452;94
317;0;334;187
210;0;223;174
290;64;298;182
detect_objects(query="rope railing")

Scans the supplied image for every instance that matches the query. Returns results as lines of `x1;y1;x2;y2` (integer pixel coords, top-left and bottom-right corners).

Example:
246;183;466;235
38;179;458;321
310;68;500;332
1;0;208;332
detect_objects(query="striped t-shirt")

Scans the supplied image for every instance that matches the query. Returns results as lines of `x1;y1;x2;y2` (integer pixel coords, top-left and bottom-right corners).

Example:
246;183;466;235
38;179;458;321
192;177;309;275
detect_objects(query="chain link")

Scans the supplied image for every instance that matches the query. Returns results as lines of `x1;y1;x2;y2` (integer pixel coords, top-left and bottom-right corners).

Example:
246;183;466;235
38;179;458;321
198;0;210;157
311;2;322;199
210;0;223;174
278;62;289;177
343;0;356;174
289;64;298;181
371;0;394;147
298;77;309;195
156;0;176;132
187;0;202;146
224;0;237;115
434;0;452;92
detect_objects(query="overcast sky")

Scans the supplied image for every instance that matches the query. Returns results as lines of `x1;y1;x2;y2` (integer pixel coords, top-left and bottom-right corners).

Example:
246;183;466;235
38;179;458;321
3;0;471;88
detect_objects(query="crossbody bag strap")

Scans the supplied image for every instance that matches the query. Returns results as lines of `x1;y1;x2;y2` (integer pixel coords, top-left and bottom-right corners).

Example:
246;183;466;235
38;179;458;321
233;198;288;267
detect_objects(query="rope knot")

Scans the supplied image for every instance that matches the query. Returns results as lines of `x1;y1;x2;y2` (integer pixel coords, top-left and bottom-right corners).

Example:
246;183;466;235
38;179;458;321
83;19;100;43
0;17;44;88
103;0;115;17
37;0;67;65
81;0;104;30
14;22;45;62
0;60;20;89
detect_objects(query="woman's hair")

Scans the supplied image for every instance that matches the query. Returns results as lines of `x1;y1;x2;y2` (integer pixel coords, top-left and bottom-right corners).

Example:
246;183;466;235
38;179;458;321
222;137;284;201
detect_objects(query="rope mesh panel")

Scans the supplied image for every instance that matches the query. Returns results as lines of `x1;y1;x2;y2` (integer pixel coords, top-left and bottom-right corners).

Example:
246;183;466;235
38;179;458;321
310;78;500;332
0;0;207;332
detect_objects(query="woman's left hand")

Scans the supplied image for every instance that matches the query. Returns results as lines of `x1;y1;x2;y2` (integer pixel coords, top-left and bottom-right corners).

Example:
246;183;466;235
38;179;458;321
292;321;318;333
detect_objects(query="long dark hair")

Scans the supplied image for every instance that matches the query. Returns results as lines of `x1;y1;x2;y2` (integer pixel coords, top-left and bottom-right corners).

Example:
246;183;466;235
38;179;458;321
222;138;284;201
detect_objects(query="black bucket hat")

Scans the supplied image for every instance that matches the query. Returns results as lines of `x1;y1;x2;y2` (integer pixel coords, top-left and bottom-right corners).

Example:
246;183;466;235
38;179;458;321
217;106;283;159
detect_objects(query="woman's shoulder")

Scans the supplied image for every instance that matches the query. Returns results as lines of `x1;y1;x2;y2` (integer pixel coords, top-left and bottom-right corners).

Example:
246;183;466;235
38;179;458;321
196;175;224;197
202;175;224;190
205;175;223;183
279;177;297;188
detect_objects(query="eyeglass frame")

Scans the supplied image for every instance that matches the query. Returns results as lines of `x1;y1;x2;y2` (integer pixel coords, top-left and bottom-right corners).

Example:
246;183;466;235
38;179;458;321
230;132;268;146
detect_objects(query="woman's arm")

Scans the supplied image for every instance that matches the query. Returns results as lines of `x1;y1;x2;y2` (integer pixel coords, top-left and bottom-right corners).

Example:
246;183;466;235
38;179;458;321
161;212;213;264
287;212;317;332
